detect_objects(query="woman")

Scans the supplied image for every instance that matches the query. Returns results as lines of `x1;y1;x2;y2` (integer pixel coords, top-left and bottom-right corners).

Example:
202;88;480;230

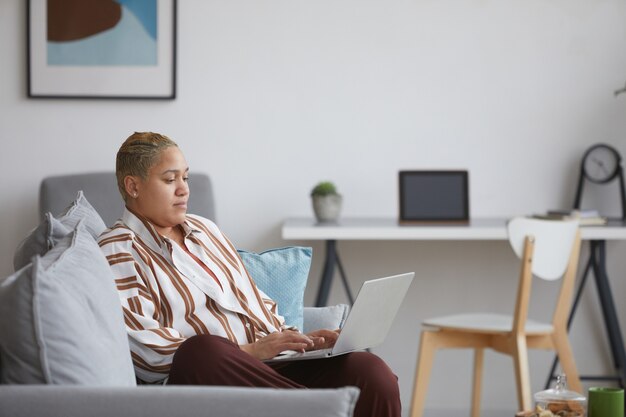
98;132;401;417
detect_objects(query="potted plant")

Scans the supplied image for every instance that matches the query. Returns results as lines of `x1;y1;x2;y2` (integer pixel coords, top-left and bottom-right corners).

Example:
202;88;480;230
311;181;342;223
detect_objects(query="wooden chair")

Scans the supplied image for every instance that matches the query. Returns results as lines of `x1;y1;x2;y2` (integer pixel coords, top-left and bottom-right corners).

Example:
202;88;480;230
410;217;583;417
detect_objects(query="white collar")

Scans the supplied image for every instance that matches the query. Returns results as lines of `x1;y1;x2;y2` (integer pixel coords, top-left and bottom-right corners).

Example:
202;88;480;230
121;207;200;252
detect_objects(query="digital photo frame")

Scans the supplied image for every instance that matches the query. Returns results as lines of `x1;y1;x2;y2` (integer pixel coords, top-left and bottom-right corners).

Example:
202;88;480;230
399;170;469;223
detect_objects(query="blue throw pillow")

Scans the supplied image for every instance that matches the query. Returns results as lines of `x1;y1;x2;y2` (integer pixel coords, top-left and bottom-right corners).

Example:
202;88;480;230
238;247;312;331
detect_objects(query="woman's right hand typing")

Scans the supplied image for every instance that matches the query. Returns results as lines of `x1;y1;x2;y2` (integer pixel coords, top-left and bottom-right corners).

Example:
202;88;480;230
240;330;314;360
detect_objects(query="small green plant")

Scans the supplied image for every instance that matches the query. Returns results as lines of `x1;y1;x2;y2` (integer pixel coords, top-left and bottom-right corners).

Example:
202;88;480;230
311;181;338;197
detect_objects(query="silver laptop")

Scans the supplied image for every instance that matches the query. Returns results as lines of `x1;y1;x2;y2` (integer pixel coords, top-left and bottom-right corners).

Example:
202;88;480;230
265;272;414;362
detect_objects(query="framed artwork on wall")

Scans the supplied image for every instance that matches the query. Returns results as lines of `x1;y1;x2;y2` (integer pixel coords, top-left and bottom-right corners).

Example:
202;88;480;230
27;0;177;99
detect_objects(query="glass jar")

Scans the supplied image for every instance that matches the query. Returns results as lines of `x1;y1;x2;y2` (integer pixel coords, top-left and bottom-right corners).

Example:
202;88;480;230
533;375;586;417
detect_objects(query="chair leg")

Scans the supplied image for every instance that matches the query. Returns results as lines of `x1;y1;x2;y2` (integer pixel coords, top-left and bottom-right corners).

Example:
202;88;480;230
410;331;438;417
471;348;484;417
512;337;532;412
552;330;582;394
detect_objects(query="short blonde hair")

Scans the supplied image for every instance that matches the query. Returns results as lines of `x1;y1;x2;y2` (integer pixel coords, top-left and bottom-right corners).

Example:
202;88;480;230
116;132;178;202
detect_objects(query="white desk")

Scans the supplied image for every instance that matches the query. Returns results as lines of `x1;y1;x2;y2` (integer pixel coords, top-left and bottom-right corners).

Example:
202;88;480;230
283;217;626;241
282;216;626;387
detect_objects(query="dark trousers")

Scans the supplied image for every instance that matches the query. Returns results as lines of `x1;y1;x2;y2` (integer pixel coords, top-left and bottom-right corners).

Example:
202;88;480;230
168;335;401;417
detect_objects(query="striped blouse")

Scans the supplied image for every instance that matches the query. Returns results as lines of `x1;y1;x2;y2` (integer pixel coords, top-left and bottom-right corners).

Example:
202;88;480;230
98;208;287;383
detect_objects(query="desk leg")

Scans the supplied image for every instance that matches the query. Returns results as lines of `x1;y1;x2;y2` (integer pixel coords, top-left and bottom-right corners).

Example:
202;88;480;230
315;240;338;307
545;240;626;389
591;240;626;388
336;254;355;305
314;240;355;307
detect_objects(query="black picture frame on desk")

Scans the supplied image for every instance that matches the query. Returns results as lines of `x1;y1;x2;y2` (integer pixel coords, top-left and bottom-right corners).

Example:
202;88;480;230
399;170;469;223
27;0;177;99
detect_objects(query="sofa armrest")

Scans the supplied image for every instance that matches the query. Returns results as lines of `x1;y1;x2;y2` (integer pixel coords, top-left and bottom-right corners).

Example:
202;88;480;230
302;304;349;334
0;385;359;417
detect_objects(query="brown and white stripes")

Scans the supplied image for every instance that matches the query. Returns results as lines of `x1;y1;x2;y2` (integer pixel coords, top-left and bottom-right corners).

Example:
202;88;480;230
98;208;287;383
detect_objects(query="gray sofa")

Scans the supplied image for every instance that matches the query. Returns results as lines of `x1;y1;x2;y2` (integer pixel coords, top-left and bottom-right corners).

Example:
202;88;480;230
0;172;358;417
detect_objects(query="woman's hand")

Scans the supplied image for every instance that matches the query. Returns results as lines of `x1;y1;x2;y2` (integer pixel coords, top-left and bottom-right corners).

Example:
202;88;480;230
240;330;314;360
305;329;340;351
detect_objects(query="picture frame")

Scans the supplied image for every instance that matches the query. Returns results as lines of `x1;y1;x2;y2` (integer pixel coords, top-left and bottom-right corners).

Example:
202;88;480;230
399;170;470;223
27;0;177;99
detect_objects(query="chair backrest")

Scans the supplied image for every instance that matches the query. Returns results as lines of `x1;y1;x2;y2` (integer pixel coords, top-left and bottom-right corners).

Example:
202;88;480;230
507;217;581;332
39;172;216;227
507;217;579;281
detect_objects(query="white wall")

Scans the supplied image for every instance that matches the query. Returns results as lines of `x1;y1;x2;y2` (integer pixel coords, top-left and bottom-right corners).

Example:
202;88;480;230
1;0;626;414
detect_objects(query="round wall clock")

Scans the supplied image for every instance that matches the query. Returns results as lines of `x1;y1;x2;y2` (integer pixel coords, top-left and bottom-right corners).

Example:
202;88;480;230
582;144;621;184
573;143;626;220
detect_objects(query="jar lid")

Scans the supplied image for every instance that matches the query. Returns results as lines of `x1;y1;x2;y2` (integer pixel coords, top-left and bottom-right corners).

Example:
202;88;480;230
534;375;586;404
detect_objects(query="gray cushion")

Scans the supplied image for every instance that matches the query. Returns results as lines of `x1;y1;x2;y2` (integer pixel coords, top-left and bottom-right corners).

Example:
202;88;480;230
13;191;106;271
40;172;216;226
12;214;70;271
0;221;135;386
0;385;360;417
302;304;350;334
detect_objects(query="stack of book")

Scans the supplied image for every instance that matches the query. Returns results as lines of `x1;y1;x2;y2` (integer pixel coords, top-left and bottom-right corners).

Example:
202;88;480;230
533;209;608;226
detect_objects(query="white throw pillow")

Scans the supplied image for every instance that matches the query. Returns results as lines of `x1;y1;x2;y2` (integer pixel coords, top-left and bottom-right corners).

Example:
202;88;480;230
0;221;135;386
13;191;106;271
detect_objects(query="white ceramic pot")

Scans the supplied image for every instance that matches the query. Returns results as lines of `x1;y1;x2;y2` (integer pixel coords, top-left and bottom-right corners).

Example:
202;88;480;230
312;194;342;222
